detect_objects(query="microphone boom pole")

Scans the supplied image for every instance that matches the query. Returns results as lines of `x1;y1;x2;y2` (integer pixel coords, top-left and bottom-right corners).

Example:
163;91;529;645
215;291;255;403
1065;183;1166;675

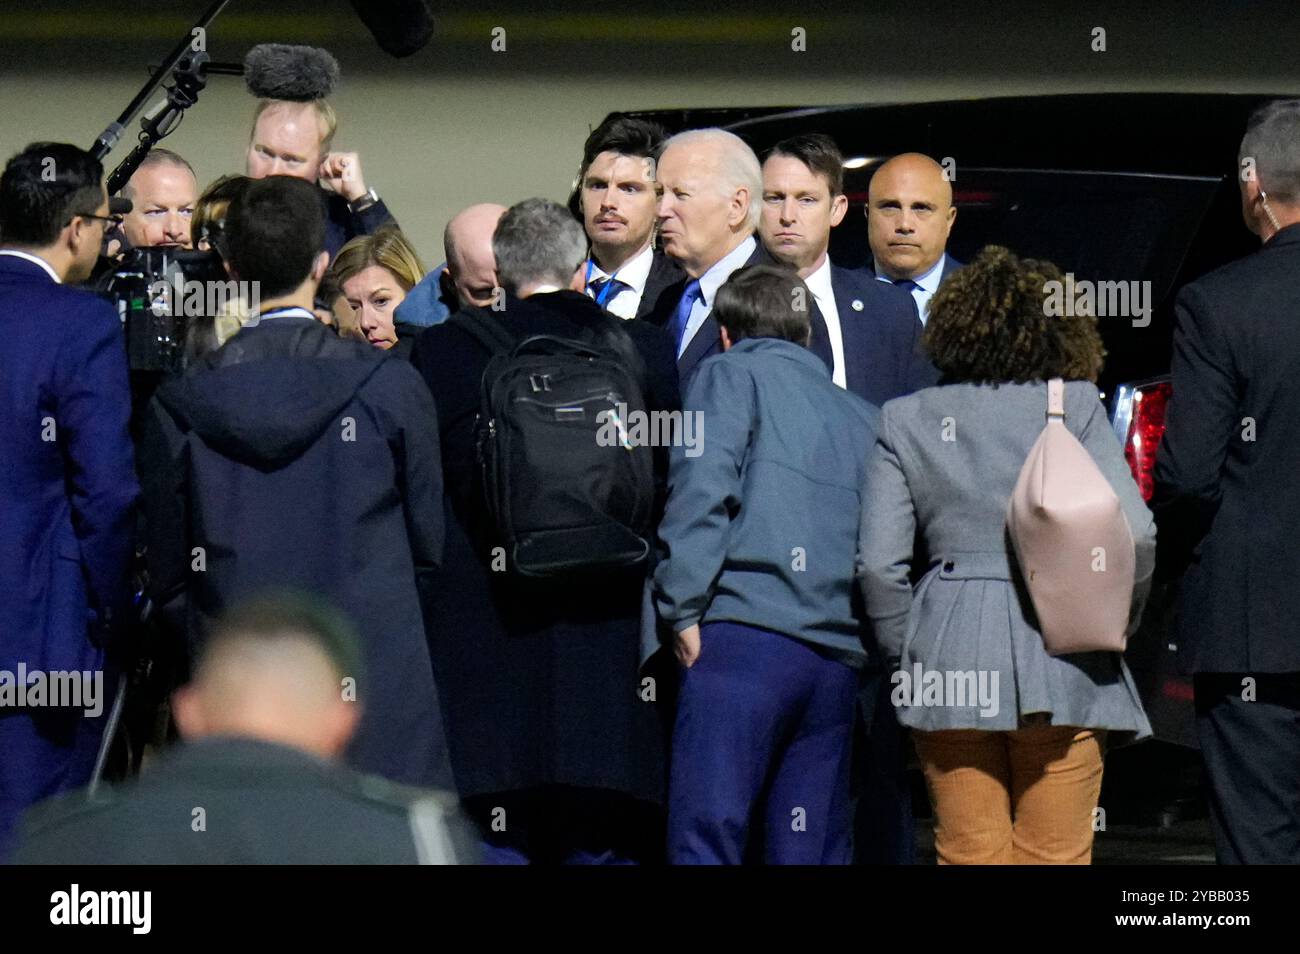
88;0;233;163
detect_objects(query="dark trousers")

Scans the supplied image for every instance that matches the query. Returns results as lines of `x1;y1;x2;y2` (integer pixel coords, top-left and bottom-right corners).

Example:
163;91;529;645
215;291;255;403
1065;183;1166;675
0;704;111;862
1194;672;1300;864
463;786;660;865
852;668;918;864
667;621;859;864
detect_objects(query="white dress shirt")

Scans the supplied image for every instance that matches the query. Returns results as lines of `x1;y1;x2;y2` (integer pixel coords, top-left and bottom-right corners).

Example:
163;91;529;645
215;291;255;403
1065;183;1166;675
803;255;846;389
0;249;61;283
678;235;756;358
585;242;655;320
874;254;945;324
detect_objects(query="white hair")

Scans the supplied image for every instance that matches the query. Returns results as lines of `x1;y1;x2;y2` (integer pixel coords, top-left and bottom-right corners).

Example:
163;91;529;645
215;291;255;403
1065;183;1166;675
660;127;762;230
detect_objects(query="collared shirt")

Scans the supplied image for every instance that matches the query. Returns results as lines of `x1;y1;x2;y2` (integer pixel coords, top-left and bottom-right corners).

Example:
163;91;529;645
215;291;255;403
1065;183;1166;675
0;249;61;284
679;234;756;358
242;305;316;329
874;254;945;324
585;242;655;320
803;255;846;389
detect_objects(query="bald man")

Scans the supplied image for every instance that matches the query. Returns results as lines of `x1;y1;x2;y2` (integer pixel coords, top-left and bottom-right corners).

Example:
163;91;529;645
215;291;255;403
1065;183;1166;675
866;152;961;323
390;203;507;330
120;148;198;250
14;595;475;864
649;128;833;383
442;202;508;309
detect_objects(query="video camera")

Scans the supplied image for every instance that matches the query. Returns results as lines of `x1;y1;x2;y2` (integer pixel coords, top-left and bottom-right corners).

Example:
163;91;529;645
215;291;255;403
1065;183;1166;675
95;245;229;375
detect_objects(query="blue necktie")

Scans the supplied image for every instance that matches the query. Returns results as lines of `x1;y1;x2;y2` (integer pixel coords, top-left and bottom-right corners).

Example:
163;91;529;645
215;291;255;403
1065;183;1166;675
893;278;920;293
671;279;702;355
589;276;630;307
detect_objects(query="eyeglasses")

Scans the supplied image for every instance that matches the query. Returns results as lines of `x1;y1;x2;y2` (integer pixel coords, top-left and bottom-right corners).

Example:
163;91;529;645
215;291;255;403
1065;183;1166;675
73;212;124;231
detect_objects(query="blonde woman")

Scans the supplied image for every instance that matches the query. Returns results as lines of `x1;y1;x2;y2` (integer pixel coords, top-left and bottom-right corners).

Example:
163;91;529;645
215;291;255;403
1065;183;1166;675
327;225;425;355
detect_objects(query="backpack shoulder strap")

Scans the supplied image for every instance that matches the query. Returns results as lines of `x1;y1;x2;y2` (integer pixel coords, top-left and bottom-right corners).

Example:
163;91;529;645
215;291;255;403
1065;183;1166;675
1046;377;1066;420
449;307;518;356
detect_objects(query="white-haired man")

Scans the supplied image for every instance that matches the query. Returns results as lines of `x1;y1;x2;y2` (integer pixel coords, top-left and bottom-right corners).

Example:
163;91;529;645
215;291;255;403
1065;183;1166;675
650;128;832;383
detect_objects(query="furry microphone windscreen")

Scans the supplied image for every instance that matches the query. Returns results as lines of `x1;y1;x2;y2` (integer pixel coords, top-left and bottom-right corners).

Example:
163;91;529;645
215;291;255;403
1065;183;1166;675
243;44;341;102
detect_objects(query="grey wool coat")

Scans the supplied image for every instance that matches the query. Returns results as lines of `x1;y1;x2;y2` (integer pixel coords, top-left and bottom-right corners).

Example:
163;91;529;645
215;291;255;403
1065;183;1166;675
856;380;1154;739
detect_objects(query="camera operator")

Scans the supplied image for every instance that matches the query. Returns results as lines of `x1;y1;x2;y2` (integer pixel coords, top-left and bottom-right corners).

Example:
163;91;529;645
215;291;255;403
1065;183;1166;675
0;142;139;861
119;148;198;252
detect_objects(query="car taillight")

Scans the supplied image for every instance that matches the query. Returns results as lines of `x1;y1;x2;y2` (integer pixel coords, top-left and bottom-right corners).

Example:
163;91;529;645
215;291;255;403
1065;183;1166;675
1111;378;1172;502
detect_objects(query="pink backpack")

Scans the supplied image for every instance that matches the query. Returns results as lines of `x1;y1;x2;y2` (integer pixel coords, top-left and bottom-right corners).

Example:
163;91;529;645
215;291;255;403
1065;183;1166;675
1006;379;1136;655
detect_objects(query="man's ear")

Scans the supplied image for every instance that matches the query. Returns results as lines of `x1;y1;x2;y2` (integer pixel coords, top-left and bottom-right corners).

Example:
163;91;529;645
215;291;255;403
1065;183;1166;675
829;193;849;228
438;266;455;298
322;699;361;757
719;325;734;351
311;250;330;283
568;263;587;293
66;215;91;256
171;685;203;740
730;188;750;229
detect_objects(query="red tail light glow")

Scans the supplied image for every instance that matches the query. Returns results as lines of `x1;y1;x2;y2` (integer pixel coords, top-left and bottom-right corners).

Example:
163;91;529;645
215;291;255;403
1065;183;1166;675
1117;380;1172;502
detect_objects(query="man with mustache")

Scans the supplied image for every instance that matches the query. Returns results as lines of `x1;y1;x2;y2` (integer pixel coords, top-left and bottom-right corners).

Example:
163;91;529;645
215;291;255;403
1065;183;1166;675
577;115;680;319
866;152;961;323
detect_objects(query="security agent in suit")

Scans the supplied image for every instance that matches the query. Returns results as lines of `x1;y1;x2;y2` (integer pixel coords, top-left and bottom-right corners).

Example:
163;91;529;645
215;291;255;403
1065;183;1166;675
0;143;139;862
15;594;476;864
575;114;683;320
759;135;934;865
866;152;962;324
647;128;833;385
1153;99;1300;864
760;135;937;408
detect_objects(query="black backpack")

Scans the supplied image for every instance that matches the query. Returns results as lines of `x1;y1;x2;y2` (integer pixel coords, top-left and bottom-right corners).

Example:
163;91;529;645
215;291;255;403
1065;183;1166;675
450;308;656;578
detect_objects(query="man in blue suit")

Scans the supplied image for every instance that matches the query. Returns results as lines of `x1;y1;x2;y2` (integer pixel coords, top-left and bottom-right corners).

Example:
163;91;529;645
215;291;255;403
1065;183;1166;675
865;152;962;324
647;128;834;386
759;134;937;408
0;142;139;859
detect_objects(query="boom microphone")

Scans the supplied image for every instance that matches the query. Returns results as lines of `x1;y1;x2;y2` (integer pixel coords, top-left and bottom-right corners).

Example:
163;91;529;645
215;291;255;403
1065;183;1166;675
243;44;340;101
346;0;436;58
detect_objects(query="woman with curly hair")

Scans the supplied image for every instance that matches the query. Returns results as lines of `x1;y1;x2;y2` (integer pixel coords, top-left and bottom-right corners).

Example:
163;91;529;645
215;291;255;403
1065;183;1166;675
856;245;1155;865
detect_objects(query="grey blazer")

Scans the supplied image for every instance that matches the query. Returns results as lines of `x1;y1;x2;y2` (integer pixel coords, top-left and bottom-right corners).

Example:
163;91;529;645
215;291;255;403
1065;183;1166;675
856;380;1154;738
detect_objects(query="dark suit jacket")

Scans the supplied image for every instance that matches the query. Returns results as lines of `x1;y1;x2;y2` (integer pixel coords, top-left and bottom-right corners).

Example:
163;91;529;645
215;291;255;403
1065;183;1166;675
1152;222;1300;674
645;241;833;384
636;248;684;319
14;738;476;864
0;254;138;677
812;263;939;407
408;291;673;801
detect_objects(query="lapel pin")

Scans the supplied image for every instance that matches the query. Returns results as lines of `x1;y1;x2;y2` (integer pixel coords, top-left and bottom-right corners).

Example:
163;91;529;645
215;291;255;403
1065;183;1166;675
851;299;864;311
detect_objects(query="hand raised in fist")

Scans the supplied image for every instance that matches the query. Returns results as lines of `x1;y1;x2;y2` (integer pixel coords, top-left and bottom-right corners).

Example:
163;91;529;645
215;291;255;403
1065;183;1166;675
318;152;368;203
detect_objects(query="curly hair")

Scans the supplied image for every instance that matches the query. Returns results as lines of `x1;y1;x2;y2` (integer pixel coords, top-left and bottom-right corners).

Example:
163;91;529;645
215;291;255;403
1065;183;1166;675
922;245;1105;384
